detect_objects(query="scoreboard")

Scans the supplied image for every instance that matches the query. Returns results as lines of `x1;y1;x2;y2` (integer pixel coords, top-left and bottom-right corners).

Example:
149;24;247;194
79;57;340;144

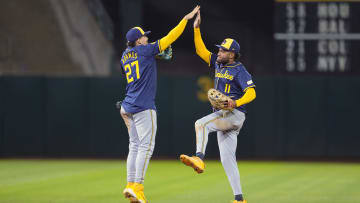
274;0;360;74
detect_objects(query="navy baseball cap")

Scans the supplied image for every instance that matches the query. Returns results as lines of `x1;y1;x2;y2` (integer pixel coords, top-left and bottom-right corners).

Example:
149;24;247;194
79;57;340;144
126;27;151;42
215;38;240;53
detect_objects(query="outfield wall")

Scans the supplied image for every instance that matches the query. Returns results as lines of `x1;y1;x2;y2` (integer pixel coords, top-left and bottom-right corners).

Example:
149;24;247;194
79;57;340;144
0;75;359;160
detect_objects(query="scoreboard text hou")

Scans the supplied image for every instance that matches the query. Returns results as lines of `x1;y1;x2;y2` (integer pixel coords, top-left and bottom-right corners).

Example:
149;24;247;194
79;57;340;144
274;0;360;74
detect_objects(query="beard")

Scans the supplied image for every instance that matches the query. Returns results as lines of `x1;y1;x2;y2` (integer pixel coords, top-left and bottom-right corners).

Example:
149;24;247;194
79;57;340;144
216;57;229;65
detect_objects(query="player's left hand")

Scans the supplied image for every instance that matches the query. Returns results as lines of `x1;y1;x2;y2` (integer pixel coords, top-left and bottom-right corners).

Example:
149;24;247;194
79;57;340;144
184;5;200;20
194;11;201;28
156;45;172;60
223;99;236;109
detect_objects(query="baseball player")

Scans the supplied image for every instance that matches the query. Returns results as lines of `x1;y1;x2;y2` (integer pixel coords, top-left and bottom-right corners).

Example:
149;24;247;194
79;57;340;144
120;5;200;203
180;11;256;203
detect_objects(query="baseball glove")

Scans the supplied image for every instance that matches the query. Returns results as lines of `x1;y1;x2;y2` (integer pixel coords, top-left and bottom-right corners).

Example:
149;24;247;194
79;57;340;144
156;45;172;60
207;88;234;111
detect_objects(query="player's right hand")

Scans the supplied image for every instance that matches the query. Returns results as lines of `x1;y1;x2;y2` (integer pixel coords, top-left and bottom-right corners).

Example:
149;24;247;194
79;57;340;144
184;5;200;20
194;10;201;28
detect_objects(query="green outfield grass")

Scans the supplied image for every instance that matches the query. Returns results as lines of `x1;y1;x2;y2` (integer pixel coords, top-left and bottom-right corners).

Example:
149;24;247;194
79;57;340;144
0;159;359;203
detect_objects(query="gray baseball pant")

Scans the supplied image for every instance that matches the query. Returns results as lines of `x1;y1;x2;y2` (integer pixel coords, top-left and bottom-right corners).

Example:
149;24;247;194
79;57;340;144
121;107;157;184
195;109;245;195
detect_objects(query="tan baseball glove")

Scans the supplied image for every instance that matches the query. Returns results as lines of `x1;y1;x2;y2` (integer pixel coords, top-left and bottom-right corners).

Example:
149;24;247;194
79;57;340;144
207;88;235;111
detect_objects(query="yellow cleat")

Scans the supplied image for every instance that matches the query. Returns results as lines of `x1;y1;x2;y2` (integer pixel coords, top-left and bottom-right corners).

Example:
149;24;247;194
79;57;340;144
129;183;148;203
123;182;135;199
180;154;205;174
233;200;247;203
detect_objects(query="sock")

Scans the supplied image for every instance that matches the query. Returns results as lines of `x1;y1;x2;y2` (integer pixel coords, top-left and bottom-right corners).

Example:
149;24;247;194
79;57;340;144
235;194;243;201
196;152;204;160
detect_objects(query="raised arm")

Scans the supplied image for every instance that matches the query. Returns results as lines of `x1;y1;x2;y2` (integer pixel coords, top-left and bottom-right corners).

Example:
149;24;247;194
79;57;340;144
194;11;212;65
159;5;200;52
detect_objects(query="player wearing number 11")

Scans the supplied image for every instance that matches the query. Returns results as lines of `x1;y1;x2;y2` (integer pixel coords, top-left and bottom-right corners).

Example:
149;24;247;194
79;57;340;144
180;11;256;203
119;5;200;203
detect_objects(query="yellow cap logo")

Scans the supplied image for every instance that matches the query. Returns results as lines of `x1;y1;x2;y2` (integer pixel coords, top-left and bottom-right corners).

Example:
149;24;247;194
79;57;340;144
221;38;234;50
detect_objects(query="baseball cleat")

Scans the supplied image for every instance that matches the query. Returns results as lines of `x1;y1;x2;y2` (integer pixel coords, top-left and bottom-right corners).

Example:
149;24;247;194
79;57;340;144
127;183;148;203
180;154;205;173
123;182;135;199
233;200;247;203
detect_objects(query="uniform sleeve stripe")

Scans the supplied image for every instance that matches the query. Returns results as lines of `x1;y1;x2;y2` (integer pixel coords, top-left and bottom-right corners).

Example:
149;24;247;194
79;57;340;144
158;40;162;52
243;85;256;92
208;53;212;67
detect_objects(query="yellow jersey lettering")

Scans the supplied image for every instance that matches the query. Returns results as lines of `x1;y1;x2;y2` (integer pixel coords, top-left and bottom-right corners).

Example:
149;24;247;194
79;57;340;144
124;60;140;83
124;64;134;83
124;54;128;63
215;70;234;81
121;51;138;64
225;84;231;93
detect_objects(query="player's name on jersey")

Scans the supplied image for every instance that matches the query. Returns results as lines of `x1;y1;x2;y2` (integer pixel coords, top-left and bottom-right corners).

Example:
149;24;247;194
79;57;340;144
122;51;138;64
215;70;234;81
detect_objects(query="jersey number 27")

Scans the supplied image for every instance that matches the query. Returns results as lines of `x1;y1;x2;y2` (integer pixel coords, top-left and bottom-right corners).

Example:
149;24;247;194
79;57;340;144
124;60;140;83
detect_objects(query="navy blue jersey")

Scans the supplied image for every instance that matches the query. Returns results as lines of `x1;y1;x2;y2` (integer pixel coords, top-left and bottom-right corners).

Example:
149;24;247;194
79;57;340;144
120;40;161;113
210;53;256;113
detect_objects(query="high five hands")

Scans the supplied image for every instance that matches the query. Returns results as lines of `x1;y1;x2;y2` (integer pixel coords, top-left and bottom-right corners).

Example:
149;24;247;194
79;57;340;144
184;5;200;20
194;11;201;28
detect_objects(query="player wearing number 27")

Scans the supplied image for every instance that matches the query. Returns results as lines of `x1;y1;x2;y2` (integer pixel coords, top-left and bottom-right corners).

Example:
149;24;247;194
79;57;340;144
119;5;200;203
180;11;256;203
